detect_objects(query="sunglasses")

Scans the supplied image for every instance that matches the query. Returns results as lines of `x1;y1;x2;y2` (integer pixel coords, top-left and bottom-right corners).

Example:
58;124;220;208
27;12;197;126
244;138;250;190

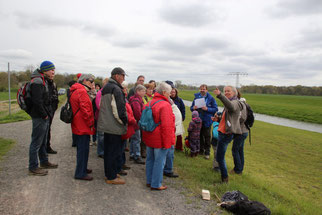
88;79;94;83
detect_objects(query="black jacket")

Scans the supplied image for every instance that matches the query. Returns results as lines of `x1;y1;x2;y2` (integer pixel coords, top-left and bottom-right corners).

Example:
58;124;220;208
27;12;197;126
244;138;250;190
29;69;50;119
48;79;58;115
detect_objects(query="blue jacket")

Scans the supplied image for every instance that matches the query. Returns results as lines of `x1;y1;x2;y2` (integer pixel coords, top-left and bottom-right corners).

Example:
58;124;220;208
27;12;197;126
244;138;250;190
190;92;218;128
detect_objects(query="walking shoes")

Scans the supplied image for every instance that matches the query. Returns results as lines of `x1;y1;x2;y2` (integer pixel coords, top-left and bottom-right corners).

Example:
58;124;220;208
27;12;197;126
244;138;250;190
106;177;126;185
40;162;58;169
28;168;48;176
151;185;167;191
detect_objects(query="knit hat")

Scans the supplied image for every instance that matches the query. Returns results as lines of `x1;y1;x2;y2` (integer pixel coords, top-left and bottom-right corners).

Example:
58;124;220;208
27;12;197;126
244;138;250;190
40;61;55;73
192;110;199;118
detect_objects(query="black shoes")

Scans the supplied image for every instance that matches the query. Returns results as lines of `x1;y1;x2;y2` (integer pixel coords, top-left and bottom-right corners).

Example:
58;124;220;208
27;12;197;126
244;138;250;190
47;147;57;154
164;172;179;178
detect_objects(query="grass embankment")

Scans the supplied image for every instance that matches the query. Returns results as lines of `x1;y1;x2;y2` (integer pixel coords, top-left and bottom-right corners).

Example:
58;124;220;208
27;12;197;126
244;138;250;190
0;138;15;161
179;90;322;124
174;106;322;215
0;91;17;101
0;94;66;124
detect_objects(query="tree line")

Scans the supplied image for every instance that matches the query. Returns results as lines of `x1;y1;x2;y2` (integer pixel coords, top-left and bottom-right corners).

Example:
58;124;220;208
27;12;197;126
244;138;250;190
0;70;321;96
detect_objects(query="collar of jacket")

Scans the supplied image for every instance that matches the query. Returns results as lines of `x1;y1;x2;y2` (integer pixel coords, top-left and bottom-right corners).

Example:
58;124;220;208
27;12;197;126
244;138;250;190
109;77;124;89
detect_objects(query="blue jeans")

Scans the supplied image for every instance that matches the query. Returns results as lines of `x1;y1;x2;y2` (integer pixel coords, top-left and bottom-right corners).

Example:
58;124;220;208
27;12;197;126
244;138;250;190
29;117;49;170
164;145;174;174
232;133;248;174
146;146;168;188
74;135;90;178
216;132;234;179
97;131;104;156
130;129;141;159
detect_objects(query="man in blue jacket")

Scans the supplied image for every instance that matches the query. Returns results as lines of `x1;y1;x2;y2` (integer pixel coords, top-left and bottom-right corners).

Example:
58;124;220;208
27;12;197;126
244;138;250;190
190;84;218;159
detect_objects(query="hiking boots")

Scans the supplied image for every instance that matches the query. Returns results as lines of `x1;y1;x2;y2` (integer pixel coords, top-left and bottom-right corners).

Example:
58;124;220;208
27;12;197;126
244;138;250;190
151;185;167;191
134;157;145;164
164;172;179;178
75;175;93;181
221;176;229;183
118;170;127;176
106;177;125;185
29;168;48;176
40;161;58;169
47;147;57;154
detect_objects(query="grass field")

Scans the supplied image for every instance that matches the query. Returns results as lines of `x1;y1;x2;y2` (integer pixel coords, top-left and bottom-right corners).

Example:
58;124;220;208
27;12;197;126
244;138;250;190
174;106;322;215
0;91;17;101
178;90;322;124
0;137;15;161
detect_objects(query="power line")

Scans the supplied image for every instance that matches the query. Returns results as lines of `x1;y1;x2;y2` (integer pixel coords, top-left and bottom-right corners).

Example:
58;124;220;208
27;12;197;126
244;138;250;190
228;72;248;88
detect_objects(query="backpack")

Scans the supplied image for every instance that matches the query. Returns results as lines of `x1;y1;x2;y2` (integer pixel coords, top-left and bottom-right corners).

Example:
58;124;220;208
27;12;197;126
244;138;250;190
239;101;255;145
60;90;79;123
17;75;46;114
17;82;32;114
138;99;164;132
244;103;254;130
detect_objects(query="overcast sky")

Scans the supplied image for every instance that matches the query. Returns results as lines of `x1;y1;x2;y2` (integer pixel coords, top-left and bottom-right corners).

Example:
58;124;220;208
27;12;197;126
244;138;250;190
0;0;321;86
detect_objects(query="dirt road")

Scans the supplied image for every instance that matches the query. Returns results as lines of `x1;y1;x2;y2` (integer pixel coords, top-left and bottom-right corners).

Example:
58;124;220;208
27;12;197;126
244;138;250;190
0;115;217;215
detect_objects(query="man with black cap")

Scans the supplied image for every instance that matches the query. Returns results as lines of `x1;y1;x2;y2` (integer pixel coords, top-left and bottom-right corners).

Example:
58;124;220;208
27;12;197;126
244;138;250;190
28;61;58;176
97;67;128;185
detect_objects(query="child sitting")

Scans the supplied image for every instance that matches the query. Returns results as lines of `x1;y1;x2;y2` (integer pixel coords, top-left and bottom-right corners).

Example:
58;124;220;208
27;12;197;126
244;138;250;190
188;111;202;157
211;112;222;171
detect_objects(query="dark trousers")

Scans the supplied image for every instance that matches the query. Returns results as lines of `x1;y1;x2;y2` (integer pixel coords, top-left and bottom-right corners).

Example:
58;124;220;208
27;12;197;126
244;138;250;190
175;135;183;150
116;140;127;173
104;133;123;180
200;125;211;155
74;135;90;178
46;114;54;149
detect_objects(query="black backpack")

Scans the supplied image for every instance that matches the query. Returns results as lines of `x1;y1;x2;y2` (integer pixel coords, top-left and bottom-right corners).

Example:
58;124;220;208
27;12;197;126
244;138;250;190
60;90;79;123
244;103;254;130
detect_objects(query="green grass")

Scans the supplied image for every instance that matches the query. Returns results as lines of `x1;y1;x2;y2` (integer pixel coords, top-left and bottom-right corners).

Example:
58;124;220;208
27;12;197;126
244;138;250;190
0;91;17;101
178;90;322;124
0;94;66;124
174;106;322;215
0;137;15;161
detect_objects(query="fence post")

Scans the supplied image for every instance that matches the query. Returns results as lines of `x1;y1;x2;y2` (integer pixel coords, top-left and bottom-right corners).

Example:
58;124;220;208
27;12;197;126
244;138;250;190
8;62;11;115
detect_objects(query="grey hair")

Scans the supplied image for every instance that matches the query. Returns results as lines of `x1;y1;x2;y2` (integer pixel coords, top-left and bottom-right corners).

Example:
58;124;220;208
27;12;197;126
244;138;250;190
78;74;95;83
135;84;146;92
121;80;128;88
224;85;238;96
156;82;172;94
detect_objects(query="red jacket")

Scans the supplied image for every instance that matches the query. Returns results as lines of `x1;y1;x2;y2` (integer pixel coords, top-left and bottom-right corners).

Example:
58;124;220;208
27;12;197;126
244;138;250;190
129;93;144;130
70;83;95;135
122;102;136;140
142;92;175;149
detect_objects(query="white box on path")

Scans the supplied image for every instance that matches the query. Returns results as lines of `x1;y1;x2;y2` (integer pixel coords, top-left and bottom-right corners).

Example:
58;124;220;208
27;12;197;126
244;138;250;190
202;189;211;200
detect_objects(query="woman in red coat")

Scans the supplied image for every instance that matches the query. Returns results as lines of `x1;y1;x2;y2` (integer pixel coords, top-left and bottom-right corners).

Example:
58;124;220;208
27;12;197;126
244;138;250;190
142;82;175;190
70;74;95;181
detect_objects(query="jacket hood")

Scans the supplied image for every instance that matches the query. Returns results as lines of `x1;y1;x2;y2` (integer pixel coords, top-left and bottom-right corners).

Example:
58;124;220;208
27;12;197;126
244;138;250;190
153;92;171;104
70;83;86;93
31;69;44;79
192;116;202;124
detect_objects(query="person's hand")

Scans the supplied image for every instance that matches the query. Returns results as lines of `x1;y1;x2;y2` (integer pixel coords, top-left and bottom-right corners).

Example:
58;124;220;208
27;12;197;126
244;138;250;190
193;105;198;110
213;87;221;96
202;106;208;111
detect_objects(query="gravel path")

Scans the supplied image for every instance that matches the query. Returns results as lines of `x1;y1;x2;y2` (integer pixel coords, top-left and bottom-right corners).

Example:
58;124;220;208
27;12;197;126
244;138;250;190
0;115;218;215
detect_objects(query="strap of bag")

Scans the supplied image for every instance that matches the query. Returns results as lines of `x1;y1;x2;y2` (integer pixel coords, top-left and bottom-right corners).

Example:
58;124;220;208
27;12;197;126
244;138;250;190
68;90;80;117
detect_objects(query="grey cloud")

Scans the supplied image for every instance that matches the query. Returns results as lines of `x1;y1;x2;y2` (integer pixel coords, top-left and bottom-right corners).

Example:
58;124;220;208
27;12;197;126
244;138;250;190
111;37;147;48
0;49;32;59
289;26;322;50
14;12;115;38
267;0;322;17
159;3;215;27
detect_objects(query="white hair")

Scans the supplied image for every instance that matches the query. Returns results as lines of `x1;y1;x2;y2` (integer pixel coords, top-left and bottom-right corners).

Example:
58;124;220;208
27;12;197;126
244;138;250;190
135;84;146;92
224;85;238;96
78;74;94;83
156;82;172;94
121;81;128;88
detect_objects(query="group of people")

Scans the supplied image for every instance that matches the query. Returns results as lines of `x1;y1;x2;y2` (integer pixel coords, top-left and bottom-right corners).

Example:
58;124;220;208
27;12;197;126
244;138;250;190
27;61;249;190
